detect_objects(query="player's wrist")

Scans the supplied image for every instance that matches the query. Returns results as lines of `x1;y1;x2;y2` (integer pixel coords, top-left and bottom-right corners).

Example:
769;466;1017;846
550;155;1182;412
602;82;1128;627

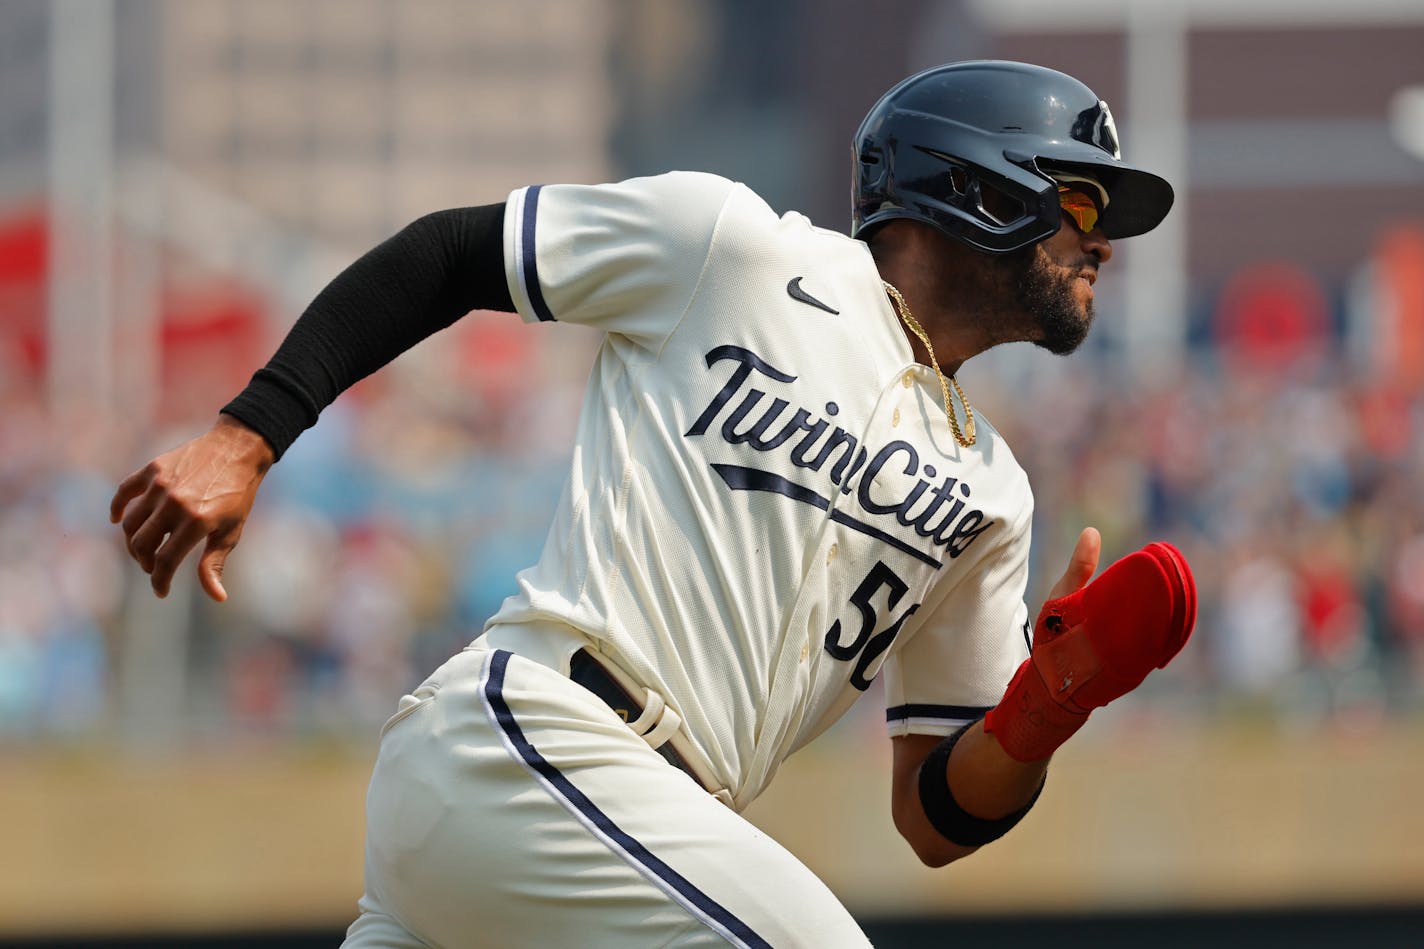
215;412;277;471
984;651;1090;762
918;720;1047;845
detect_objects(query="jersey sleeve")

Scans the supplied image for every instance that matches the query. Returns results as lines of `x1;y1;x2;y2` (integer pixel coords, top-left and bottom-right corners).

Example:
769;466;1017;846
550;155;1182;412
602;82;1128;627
882;498;1034;738
502;171;737;348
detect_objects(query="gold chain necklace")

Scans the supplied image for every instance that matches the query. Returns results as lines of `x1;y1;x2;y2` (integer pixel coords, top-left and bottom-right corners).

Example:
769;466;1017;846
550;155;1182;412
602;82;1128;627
882;281;977;448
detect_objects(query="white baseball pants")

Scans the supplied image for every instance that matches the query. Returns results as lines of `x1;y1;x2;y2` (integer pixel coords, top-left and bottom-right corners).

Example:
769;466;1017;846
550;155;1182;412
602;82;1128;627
342;646;872;948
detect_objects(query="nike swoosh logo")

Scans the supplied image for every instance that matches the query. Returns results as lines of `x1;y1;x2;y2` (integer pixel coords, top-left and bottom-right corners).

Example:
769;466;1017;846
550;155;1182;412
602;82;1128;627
787;277;839;315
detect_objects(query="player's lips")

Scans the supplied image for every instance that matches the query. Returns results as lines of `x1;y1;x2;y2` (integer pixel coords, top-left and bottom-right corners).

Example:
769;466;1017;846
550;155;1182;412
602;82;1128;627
1075;269;1097;301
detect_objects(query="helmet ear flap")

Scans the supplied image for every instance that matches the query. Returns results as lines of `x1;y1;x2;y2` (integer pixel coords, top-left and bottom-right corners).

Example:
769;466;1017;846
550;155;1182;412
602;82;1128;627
933;156;1015;225
944;156;1062;248
853;121;1062;252
970;175;1028;228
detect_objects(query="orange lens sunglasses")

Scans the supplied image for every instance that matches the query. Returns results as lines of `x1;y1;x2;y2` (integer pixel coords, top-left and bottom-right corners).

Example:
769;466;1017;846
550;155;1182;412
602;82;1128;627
1057;184;1103;234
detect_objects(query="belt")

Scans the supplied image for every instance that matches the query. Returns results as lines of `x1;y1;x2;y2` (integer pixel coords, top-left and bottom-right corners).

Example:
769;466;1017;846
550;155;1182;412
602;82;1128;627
568;648;715;795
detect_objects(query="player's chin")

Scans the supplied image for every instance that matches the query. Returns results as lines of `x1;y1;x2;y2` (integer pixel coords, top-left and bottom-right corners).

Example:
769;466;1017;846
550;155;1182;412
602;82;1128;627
1032;305;1093;356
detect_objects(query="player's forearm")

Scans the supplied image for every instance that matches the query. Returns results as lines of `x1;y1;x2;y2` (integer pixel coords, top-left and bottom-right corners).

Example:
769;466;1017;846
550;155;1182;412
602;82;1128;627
223;203;513;460
945;721;1050;819
892;726;1048;867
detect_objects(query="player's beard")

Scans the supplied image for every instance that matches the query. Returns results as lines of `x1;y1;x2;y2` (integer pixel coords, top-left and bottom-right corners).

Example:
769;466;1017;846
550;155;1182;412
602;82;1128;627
1015;244;1094;356
953;242;1095;356
914;227;1095;356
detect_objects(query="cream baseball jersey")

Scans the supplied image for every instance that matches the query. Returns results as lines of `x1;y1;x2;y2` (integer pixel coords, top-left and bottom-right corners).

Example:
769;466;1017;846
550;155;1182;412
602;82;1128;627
489;171;1033;811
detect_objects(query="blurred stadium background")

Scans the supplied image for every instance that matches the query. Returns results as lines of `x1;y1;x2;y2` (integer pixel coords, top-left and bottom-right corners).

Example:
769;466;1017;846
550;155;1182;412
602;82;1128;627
2;0;1423;945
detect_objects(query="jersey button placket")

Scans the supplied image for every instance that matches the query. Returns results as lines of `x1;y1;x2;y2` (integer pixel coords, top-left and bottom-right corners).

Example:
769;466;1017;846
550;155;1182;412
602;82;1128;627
808;544;840;663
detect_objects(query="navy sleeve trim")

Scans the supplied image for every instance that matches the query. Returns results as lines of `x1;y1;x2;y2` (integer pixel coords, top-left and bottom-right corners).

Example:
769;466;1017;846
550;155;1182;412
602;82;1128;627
886;703;995;724
516;184;555;322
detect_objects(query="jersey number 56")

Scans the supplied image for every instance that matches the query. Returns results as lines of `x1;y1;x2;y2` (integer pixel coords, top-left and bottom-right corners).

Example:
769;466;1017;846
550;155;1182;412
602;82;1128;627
824;560;919;691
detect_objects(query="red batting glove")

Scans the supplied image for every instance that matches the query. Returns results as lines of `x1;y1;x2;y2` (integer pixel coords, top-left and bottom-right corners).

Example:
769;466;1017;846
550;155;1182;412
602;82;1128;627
984;542;1197;762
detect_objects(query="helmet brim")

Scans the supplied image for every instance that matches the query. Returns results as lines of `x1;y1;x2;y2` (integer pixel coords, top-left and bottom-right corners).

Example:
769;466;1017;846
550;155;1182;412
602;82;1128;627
1043;157;1175;240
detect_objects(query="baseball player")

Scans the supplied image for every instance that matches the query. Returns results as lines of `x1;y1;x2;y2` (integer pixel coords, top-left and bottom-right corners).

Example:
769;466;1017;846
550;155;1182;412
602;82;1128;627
111;61;1196;947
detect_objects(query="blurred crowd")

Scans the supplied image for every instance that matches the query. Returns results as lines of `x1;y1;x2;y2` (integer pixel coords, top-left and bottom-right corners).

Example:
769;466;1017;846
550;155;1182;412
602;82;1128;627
2;307;1423;750
991;352;1424;733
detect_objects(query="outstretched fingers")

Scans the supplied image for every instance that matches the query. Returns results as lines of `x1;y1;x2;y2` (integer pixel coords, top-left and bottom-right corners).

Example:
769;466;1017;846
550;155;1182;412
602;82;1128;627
111;419;272;602
119;482;169;570
150;518;213;599
111;459;232;599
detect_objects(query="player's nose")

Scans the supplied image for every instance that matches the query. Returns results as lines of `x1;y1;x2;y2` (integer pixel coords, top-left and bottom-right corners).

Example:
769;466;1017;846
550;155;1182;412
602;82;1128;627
1082;227;1112;264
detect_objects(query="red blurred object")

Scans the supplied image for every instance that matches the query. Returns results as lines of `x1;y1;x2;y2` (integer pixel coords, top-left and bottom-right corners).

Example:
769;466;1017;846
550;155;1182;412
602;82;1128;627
1213;261;1329;372
0;208;48;381
0;205;272;415
155;282;268;423
1355;381;1413;460
456;309;536;411
1372;225;1424;390
1297;560;1364;665
0;207;47;282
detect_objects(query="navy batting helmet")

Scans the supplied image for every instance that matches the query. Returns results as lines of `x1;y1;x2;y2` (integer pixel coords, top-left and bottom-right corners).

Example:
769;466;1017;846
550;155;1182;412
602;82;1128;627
852;60;1174;253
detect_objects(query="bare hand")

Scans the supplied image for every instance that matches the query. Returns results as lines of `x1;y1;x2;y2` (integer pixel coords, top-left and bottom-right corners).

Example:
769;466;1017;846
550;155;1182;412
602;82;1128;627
1045;526;1101;602
110;415;275;601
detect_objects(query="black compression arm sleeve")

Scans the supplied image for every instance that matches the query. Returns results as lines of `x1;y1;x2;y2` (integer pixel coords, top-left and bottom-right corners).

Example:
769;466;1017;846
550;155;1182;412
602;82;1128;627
221;203;514;460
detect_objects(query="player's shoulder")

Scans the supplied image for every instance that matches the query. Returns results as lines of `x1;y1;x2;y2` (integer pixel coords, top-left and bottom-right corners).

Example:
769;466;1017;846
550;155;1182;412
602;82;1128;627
596;171;852;250
619;169;740;201
699;180;867;274
528;170;740;232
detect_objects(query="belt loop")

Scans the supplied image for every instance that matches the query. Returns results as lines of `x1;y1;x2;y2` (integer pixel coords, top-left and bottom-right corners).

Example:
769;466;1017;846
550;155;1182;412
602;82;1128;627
625;689;665;735
640;703;682;750
567;647;729;805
